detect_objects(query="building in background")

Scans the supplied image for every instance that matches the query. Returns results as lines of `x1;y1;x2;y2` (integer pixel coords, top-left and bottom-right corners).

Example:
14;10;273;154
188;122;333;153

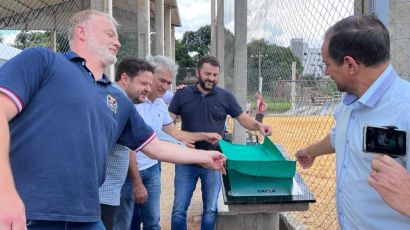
290;38;323;78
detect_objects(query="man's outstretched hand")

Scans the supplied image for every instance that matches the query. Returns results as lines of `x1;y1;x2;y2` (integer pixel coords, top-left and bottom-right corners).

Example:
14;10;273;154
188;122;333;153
296;148;316;169
199;150;227;175
258;123;273;136
203;132;222;145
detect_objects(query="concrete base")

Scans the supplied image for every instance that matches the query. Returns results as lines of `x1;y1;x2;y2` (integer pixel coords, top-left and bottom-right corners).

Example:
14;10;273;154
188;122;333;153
217;212;279;230
216;192;309;230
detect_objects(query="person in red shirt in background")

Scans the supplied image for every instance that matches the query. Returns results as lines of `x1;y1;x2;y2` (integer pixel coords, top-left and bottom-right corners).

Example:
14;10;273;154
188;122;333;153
255;91;267;123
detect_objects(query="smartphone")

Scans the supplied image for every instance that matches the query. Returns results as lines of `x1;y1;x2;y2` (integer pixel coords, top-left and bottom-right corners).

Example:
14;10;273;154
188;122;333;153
363;126;407;157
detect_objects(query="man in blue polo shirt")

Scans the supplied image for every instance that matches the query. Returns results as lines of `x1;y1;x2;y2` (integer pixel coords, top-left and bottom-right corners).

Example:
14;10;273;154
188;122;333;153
0;10;225;229
169;55;273;230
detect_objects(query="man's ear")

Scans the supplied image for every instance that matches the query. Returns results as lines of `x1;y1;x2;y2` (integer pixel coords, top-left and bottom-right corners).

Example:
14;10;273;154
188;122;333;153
344;56;360;75
75;24;87;41
119;73;128;85
195;68;200;78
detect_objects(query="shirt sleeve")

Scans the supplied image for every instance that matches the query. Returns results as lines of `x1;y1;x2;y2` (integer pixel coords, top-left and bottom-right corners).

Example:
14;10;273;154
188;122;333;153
0;48;51;113
168;89;181;115
117;105;156;152
330;102;343;148
156;129;183;145
226;91;244;118
158;99;173;125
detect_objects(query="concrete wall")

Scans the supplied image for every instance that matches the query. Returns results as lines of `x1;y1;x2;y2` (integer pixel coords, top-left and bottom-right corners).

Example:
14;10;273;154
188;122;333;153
355;0;410;80
389;0;410;80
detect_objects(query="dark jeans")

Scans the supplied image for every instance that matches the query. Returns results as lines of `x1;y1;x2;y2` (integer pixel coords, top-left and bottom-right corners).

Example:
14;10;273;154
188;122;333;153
114;163;161;230
101;204;118;230
27;220;105;230
171;164;221;230
131;164;161;230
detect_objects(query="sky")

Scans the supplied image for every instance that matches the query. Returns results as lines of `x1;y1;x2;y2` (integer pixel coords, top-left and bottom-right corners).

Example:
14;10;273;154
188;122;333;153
175;0;354;48
1;0;354;48
0;30;19;45
174;0;211;40
0;0;211;44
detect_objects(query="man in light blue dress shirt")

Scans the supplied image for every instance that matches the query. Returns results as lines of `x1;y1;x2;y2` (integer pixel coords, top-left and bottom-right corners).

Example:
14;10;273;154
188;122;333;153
296;15;410;229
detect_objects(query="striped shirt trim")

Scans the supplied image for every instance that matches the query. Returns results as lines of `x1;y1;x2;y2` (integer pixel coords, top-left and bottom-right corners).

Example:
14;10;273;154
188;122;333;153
0;87;23;112
134;132;156;152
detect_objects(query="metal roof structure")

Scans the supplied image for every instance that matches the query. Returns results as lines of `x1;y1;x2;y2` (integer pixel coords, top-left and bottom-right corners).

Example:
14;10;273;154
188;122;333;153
0;0;181;32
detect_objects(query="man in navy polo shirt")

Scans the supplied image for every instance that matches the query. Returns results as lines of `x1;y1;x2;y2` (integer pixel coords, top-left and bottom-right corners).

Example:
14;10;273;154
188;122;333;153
169;55;273;230
0;10;225;229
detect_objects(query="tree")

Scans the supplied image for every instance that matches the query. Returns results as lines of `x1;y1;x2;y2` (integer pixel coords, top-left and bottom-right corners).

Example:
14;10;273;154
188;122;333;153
175;39;195;68
56;32;70;52
15;31;50;49
117;32;138;61
175;25;211;83
175;26;236;84
14;31;69;52
247;39;303;93
175;39;196;82
181;25;211;60
175;26;302;94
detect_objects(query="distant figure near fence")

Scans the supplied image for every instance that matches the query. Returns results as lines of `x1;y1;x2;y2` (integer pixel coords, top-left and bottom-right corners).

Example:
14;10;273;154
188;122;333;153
255;91;267;122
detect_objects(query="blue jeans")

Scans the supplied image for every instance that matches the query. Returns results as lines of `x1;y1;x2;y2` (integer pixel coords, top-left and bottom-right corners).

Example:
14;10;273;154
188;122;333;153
27;220;105;230
114;163;161;230
171;164;221;230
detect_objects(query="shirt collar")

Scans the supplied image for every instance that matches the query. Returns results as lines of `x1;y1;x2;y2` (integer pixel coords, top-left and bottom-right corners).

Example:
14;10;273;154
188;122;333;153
65;51;112;85
145;97;162;104
342;64;396;107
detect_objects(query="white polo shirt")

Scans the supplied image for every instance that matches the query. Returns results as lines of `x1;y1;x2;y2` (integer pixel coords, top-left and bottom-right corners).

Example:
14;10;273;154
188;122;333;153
135;97;173;170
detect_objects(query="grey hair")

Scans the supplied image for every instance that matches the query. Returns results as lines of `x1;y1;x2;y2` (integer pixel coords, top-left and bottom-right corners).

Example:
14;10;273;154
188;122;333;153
145;55;179;78
67;10;119;47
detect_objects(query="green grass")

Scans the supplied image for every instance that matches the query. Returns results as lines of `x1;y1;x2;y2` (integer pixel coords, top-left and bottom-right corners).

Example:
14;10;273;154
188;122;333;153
248;97;291;114
267;101;291;113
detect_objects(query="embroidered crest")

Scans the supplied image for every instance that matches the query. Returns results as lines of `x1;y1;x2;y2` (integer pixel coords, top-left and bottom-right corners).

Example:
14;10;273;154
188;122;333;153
107;94;118;113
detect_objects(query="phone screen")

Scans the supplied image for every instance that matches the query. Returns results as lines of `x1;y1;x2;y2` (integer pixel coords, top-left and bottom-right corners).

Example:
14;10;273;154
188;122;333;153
363;126;407;156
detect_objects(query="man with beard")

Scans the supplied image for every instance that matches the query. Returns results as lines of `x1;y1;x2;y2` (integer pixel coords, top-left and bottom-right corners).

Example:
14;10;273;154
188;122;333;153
115;55;221;230
169;55;273;230
0;10;225;229
99;57;154;230
296;15;410;229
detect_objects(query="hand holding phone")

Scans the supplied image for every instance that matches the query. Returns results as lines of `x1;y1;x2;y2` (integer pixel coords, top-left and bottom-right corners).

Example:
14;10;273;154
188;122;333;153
363;126;407;157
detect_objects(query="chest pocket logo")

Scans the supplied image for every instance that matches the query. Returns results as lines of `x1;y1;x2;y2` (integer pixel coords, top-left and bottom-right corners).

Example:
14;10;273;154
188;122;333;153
107;94;118;114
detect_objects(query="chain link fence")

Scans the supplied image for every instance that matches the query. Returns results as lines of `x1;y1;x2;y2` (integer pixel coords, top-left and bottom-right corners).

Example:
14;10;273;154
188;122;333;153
223;0;408;229
0;0;139;65
223;1;354;229
1;1;409;229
